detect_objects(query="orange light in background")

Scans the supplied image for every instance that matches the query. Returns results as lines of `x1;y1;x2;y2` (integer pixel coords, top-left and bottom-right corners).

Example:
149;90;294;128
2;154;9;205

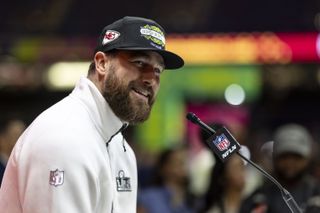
257;32;292;63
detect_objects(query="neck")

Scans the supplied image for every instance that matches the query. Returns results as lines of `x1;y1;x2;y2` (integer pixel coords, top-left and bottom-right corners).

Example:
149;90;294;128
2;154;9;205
224;187;243;209
88;73;104;93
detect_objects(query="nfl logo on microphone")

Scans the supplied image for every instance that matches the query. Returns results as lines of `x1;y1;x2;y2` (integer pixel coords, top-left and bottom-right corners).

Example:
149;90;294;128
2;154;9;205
213;134;230;151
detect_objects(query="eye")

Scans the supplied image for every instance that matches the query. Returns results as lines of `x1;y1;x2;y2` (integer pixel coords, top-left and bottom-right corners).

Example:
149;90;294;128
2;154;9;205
154;67;163;75
131;60;145;68
130;59;164;75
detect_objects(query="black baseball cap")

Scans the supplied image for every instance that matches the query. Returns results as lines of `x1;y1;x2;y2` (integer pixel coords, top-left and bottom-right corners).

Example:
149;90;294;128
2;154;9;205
94;16;184;69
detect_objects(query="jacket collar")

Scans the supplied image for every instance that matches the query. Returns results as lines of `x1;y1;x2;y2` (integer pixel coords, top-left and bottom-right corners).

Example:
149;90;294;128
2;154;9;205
70;76;127;141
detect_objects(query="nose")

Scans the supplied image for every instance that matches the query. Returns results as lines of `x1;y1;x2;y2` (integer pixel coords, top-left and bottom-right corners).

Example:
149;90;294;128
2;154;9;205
141;67;159;88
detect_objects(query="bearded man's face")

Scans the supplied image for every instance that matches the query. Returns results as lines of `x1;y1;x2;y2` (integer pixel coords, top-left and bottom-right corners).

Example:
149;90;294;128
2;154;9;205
103;65;156;125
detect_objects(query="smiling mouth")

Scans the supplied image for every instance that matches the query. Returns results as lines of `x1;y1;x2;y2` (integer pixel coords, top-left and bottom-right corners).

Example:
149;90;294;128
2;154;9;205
132;88;150;100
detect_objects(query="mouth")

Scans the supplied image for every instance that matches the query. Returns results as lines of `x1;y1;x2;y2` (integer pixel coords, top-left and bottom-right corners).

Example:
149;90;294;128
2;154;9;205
132;88;150;101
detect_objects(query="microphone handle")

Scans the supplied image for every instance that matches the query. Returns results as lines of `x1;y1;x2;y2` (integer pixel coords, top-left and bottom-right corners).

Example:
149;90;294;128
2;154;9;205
281;189;304;213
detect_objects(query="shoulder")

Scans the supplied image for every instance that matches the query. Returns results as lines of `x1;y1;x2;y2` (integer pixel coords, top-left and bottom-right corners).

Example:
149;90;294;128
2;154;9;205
15;99;104;170
24;94;97;145
36;95;91;130
306;195;320;213
240;185;271;213
305;178;320;213
304;176;320;198
139;187;168;199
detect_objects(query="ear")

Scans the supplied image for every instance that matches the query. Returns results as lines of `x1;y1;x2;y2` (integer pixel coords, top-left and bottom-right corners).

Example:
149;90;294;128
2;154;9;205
94;51;110;77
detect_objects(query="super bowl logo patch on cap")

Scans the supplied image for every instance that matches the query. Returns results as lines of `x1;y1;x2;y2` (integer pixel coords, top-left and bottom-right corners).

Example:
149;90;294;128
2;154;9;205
102;30;120;45
140;25;165;49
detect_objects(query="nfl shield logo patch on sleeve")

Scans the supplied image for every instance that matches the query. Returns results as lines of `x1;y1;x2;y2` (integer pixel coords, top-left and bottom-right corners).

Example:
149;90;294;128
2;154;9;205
49;169;64;187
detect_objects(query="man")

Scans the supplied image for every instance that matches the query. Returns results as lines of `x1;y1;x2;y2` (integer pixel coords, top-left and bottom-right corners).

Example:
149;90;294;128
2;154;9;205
0;16;184;213
240;124;320;213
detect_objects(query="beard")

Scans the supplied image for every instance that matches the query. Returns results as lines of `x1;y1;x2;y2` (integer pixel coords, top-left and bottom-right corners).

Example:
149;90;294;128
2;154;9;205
274;166;308;184
102;65;155;125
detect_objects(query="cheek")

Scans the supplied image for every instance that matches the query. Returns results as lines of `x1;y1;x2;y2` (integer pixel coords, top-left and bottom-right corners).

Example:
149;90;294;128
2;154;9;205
154;82;160;95
276;158;307;173
227;168;242;182
108;62;135;80
108;71;130;87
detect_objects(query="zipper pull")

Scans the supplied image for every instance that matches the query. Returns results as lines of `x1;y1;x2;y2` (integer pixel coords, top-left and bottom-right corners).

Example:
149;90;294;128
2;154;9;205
106;123;129;148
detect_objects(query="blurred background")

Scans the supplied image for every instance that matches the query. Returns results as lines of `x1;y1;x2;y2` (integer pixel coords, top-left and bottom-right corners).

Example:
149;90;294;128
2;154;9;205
1;0;320;206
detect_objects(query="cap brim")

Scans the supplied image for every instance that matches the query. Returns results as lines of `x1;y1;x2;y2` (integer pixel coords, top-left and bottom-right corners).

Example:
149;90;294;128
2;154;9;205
116;47;184;70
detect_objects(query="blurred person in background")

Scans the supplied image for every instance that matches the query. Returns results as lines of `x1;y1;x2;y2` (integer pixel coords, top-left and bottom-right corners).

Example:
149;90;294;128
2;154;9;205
196;154;247;213
138;146;195;213
0;16;184;213
191;122;248;213
259;141;274;175
240;123;320;213
304;141;320;212
188;118;259;201
0;119;26;185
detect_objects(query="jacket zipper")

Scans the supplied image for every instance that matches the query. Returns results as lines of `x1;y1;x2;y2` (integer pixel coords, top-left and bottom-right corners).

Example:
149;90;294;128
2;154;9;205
106;123;129;212
106;123;129;151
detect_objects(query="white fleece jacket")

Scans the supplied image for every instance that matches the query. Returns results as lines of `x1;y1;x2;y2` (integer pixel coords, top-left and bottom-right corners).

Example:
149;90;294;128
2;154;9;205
0;77;137;213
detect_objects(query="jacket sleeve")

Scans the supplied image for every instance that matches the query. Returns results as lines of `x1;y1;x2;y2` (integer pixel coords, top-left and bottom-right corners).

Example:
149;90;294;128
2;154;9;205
16;128;101;213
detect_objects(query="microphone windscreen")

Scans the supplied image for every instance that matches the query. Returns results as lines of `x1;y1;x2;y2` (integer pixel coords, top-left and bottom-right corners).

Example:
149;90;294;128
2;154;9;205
186;112;198;124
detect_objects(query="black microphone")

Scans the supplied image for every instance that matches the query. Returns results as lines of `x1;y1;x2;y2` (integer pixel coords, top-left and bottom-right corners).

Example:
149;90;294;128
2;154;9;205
186;112;216;135
186;112;302;213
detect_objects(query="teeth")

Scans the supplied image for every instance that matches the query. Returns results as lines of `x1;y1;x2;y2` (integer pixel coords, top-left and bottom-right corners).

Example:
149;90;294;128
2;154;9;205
133;89;148;97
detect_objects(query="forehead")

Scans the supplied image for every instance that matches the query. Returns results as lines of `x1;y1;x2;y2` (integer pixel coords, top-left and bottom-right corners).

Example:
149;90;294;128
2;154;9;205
117;50;164;67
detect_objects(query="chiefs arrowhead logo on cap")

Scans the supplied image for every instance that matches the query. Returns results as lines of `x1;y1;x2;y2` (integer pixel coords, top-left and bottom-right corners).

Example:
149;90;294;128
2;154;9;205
102;30;120;45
